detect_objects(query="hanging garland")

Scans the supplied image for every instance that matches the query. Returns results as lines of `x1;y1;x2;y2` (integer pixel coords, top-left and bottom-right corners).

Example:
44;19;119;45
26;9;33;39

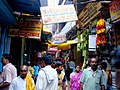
96;18;106;46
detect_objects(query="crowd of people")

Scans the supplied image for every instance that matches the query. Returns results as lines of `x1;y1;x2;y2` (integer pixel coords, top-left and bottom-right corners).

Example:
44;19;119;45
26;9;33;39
0;53;113;90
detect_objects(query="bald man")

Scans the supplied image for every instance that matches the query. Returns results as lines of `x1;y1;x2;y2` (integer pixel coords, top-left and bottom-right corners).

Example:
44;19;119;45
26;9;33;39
9;65;35;90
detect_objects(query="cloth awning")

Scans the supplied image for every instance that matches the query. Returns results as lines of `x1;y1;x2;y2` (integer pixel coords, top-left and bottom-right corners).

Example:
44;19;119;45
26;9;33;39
57;43;71;50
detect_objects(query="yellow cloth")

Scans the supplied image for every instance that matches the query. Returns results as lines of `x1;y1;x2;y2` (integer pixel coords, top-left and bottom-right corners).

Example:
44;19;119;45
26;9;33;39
26;74;35;90
28;66;34;76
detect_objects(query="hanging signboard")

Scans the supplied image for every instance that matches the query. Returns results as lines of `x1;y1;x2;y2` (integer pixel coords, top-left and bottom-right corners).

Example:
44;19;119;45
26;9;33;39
40;4;78;24
78;2;102;27
52;34;66;44
109;0;120;21
88;35;96;51
9;17;42;39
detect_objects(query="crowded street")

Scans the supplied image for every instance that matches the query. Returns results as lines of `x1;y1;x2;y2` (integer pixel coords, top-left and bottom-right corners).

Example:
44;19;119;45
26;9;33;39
0;0;120;90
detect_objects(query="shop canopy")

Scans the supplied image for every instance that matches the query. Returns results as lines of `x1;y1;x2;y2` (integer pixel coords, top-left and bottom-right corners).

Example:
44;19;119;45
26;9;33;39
0;0;16;25
57;40;77;50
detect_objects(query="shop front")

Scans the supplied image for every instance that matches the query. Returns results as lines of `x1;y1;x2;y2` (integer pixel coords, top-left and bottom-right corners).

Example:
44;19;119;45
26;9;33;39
8;16;52;67
77;1;111;69
109;0;120;46
109;0;120;88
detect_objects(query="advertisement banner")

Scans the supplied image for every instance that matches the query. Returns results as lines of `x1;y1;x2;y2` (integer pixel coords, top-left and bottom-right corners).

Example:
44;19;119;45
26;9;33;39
40;4;78;24
109;0;120;21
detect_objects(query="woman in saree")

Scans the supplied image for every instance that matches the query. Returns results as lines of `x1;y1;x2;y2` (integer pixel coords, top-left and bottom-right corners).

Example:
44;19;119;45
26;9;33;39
69;65;82;90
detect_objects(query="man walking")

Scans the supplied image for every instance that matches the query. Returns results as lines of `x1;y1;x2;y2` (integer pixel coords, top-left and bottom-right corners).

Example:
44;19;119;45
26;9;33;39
36;53;58;90
80;58;105;90
9;65;35;90
0;54;17;90
55;61;66;90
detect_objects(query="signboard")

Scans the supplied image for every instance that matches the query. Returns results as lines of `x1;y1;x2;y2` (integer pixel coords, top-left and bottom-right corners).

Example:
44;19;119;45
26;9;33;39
9;29;41;39
9;17;42;39
40;4;78;24
88;35;96;51
52;34;66;44
78;2;102;27
109;0;120;21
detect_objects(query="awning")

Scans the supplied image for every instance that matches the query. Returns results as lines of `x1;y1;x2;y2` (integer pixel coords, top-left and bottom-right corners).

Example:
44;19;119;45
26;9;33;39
7;0;40;15
57;39;77;50
0;0;16;25
57;43;71;50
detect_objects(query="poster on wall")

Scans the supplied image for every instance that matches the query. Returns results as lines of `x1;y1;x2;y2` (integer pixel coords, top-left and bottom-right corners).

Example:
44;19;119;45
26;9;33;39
40;4;78;24
88;35;96;51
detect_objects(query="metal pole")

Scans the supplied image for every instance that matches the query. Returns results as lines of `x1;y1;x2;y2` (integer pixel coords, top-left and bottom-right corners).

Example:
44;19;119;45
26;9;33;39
21;38;25;65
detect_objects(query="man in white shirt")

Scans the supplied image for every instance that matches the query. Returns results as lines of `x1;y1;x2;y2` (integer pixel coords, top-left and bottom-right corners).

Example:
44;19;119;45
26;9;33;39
36;53;58;90
9;65;35;90
0;54;17;90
